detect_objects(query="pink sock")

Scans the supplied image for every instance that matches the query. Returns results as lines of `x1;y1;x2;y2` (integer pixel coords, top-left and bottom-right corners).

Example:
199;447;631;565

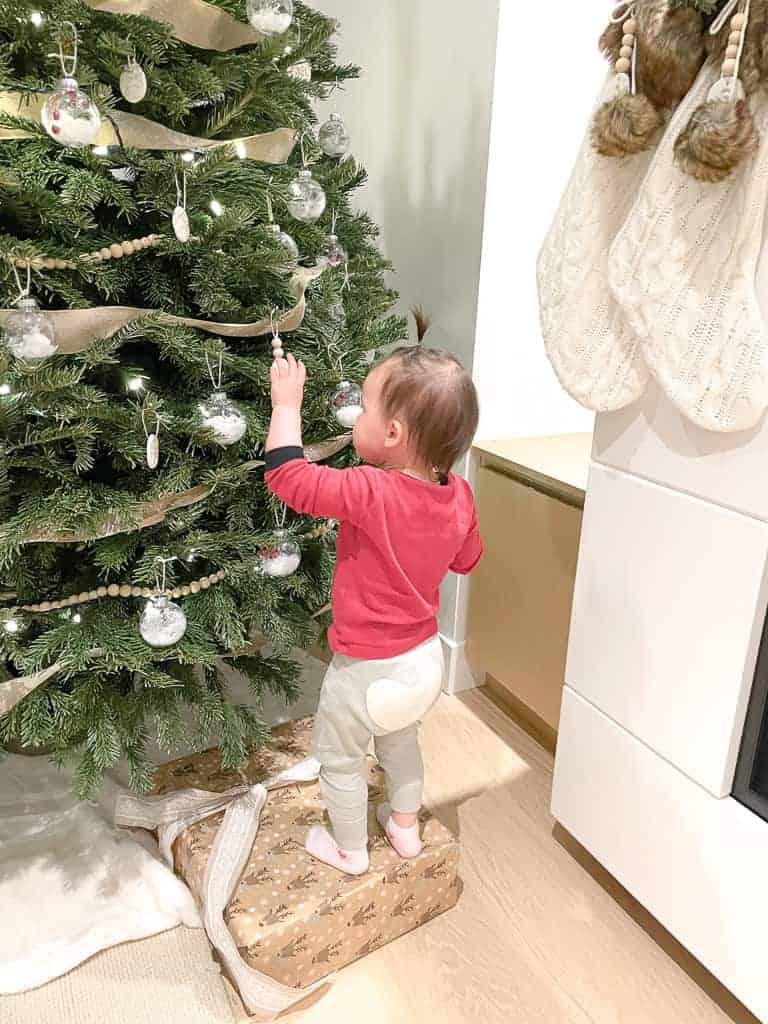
376;804;423;859
305;826;369;876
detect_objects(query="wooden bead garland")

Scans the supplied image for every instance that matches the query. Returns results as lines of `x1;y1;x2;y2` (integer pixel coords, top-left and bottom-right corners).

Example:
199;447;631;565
16;234;162;272
20;568;229;613
614;16;636;81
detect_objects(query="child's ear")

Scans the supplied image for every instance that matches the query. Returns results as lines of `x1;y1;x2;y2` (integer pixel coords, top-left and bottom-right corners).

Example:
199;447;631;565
383;418;405;449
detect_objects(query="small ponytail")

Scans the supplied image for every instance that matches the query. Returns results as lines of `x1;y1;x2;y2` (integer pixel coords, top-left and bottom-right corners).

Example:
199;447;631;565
411;305;432;344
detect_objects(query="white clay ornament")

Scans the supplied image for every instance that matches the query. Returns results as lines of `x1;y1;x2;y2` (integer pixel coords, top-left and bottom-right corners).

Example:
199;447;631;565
120;58;148;104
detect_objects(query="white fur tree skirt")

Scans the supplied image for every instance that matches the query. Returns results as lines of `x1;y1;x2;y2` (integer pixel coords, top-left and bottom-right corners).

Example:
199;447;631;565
0;752;201;995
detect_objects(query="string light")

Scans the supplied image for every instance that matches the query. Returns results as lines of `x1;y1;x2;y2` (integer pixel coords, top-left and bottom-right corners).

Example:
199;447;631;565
209;198;224;216
234;140;246;159
72;611;82;624
3;618;20;634
29;11;44;26
181;150;196;163
0;384;11;396
92;145;109;156
185;548;200;563
127;376;145;392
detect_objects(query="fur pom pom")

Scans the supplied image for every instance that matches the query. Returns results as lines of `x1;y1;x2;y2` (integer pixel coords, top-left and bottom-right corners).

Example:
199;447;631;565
591;93;663;157
674;99;759;182
635;1;705;109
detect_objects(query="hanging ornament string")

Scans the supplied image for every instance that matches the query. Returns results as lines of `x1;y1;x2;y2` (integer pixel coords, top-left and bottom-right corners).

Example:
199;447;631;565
726;0;750;103
275;502;288;531
52;21;79;79
266;182;275;224
172;168;191;242
10;259;31;302
205;351;224;391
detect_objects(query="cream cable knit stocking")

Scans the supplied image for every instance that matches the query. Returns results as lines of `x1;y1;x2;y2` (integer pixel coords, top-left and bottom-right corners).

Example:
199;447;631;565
537;76;654;412
610;64;768;432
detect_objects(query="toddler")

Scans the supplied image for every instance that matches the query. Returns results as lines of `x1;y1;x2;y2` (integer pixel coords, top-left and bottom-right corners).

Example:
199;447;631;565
265;346;482;875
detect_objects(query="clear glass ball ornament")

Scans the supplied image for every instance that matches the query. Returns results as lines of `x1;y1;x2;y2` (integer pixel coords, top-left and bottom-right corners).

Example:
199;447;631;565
41;76;102;148
267;222;299;265
139;595;188;648
246;0;293;36
4;297;58;360
318;112;350;158
320;234;347;268
260;530;302;577
288;169;326;223
198;391;248;447
331;380;363;429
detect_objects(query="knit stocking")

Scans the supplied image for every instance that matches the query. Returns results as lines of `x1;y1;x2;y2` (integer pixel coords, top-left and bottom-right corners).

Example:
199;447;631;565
537;77;653;412
610;64;768;432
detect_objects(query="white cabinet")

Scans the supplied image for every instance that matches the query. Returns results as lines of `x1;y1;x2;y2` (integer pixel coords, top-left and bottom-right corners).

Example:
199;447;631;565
553;687;768;1024
566;464;768;797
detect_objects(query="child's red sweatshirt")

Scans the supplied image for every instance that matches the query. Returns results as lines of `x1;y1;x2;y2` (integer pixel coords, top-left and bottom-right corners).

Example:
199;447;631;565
264;447;483;659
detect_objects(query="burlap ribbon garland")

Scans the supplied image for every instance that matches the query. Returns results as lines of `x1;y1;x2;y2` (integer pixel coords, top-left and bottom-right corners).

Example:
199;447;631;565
0;265;324;355
84;0;269;52
0;92;295;161
114;756;331;1020
19;434;351;544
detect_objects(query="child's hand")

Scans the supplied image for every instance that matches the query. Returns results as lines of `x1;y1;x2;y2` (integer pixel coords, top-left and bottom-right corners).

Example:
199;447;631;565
270;353;306;411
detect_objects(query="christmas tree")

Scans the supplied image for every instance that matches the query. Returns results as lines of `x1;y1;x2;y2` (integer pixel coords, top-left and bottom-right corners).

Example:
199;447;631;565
0;0;404;796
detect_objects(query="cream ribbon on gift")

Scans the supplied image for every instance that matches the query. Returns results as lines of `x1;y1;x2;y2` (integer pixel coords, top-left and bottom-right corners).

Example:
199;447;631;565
114;756;332;1021
0;92;295;160
0;265;324;355
83;0;269;52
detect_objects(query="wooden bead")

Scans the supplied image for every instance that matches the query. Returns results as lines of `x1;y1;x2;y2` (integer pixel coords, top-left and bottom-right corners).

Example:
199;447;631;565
141;588;152;598
190;582;201;594
171;588;182;598
200;578;211;589
726;45;739;60
122;240;136;255
623;18;637;33
77;592;89;602
40;601;52;611
729;30;742;46
180;586;191;596
100;247;112;260
615;57;631;73
620;46;633;59
722;58;737;75
42;258;57;270
107;584;120;597
54;258;69;269
97;586;108;597
273;347;285;359
110;243;124;259
30;257;45;269
731;12;745;30
622;33;635;47
133;238;145;250
131;586;142;597
87;590;99;600
117;584;130;597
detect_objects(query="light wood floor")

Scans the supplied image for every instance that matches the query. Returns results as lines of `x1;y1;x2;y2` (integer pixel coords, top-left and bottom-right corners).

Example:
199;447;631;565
230;688;755;1024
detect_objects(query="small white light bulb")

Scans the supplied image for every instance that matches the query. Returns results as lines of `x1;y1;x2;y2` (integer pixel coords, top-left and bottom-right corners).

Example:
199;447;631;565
182;150;196;163
210;199;224;217
72;611;82;624
127;376;145;392
3;618;20;634
29;11;44;26
234;140;246;159
92;145;109;156
0;383;11;396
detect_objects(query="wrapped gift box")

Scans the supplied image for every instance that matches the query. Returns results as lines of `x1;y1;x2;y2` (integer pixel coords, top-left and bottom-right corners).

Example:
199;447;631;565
152;718;461;990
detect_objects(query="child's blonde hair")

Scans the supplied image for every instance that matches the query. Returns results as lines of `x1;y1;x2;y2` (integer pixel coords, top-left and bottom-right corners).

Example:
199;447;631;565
378;346;479;480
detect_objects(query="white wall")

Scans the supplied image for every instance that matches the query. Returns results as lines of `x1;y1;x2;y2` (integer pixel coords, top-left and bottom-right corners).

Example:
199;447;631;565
472;1;603;440
315;0;500;371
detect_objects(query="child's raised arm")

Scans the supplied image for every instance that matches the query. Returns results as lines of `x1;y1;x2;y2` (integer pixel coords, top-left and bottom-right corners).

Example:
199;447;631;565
266;353;306;452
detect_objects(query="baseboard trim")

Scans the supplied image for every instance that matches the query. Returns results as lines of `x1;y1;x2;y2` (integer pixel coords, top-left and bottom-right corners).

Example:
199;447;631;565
483;677;558;754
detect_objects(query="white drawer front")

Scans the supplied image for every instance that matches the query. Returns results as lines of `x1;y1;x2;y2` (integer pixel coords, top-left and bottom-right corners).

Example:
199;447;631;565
567;464;768;796
553;687;768;1023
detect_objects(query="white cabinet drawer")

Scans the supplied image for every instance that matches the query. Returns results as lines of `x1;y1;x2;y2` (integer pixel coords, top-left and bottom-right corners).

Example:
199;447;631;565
566;464;768;796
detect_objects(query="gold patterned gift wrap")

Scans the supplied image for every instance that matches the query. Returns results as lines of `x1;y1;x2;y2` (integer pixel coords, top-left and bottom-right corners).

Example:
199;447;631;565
152;718;461;989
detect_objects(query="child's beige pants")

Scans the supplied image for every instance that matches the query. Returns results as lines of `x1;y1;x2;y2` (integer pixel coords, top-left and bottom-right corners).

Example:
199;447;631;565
311;635;445;852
